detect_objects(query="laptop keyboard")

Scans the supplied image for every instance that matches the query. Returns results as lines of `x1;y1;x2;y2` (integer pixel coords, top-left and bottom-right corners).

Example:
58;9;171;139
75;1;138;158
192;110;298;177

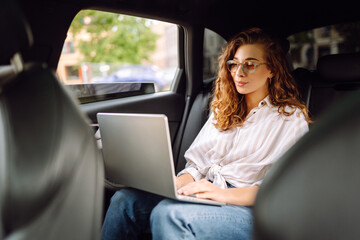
177;194;203;202
177;194;225;205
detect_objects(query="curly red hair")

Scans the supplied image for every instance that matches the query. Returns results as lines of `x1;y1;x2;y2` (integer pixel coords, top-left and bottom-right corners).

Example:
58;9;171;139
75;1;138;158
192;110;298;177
211;28;310;131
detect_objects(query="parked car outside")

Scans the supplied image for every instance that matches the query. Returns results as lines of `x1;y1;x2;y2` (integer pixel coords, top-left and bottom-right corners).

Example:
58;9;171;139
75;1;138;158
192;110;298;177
93;64;170;92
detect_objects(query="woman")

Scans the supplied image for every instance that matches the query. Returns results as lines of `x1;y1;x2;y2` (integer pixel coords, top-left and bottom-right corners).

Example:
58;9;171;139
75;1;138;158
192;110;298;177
101;27;310;240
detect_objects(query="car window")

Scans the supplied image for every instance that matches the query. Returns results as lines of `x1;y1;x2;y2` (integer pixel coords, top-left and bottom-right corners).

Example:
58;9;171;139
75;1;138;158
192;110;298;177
57;10;179;103
288;21;360;70
203;28;227;80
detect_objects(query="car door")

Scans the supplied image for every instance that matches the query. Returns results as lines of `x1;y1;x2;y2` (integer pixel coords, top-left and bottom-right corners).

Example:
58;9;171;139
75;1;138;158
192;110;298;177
57;10;227;171
58;10;188;151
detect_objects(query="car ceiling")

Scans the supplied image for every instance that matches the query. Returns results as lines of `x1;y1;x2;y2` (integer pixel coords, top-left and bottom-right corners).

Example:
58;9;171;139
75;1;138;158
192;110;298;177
16;0;360;67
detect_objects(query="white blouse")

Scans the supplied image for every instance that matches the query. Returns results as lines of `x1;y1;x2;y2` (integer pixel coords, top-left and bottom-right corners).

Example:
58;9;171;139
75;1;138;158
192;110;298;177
178;96;309;189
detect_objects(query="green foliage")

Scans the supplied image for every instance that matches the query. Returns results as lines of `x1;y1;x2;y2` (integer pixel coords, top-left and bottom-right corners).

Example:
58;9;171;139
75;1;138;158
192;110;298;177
69;10;159;63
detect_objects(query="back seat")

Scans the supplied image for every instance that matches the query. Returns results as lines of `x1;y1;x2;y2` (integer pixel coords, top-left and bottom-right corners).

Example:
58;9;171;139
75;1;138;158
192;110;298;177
292;67;313;108
311;53;360;119
293;53;360;121
174;78;214;173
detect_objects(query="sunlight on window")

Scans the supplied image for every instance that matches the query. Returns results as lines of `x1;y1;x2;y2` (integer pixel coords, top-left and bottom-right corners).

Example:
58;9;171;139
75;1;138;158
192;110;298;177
57;10;179;95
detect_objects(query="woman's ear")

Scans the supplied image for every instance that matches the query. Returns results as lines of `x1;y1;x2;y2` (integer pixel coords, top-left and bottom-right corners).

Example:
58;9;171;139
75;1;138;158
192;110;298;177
267;65;275;79
268;71;274;79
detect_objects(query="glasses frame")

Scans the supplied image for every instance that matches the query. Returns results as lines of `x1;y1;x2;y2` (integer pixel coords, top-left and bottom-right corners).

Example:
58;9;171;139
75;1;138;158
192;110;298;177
226;60;268;74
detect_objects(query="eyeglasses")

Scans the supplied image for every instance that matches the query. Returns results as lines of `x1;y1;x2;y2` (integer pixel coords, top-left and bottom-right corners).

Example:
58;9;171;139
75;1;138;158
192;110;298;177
226;60;268;74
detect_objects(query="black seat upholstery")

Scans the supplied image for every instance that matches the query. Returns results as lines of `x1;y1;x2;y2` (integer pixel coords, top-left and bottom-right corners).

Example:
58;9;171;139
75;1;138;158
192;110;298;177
0;2;103;239
291;53;360;121
175;78;214;173
291;67;313;107
254;90;360;240
254;54;360;239
308;53;360;119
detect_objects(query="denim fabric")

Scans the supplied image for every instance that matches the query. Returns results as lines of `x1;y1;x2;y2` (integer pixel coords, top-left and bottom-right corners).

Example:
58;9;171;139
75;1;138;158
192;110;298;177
101;188;163;240
101;188;253;240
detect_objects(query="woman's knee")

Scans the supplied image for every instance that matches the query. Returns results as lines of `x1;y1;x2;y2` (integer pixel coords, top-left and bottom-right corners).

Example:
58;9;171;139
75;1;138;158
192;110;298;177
110;188;139;207
151;199;173;216
150;199;188;225
109;188;164;219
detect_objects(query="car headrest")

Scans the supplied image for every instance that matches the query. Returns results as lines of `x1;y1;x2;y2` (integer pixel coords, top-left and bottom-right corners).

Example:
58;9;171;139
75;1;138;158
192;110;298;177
0;1;33;64
317;53;360;82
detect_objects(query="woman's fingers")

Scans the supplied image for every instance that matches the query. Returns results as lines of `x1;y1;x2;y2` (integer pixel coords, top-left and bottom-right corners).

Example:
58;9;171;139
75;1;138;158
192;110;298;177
177;182;199;195
177;179;227;202
177;179;214;196
194;191;214;199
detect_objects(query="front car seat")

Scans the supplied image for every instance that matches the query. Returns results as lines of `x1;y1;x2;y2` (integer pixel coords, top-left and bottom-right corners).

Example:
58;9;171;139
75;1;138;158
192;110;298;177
0;1;104;239
254;89;360;239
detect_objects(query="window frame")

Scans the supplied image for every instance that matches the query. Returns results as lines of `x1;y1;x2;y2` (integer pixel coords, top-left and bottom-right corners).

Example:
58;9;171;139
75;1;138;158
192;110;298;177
57;10;185;104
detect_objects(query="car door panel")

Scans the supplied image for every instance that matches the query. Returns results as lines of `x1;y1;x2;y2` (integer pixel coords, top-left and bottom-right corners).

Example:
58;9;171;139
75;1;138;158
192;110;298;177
80;91;185;142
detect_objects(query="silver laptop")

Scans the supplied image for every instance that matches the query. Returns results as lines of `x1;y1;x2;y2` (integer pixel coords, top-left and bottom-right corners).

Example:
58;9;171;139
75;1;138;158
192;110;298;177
97;113;225;206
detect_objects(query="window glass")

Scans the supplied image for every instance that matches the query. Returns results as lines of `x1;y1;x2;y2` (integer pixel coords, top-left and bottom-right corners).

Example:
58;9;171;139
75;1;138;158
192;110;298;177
288;21;360;70
57;10;179;103
203;28;227;80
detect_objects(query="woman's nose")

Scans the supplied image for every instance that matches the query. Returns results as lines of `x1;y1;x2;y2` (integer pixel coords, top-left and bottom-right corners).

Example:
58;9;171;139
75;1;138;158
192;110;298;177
235;65;246;76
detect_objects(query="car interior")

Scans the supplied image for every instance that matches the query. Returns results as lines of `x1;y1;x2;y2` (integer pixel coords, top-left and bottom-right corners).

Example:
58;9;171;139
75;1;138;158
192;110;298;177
0;2;103;239
1;0;360;239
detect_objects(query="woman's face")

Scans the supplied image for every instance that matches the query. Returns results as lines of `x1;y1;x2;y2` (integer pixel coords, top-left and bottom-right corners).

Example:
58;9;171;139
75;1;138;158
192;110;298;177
230;44;273;100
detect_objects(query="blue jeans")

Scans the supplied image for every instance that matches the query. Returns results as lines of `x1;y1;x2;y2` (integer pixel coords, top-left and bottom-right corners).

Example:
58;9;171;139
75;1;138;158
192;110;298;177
101;188;253;240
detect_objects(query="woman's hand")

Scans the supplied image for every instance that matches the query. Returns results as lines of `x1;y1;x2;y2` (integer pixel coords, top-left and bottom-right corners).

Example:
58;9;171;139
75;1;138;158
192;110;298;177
178;179;260;206
175;173;195;190
177;179;226;203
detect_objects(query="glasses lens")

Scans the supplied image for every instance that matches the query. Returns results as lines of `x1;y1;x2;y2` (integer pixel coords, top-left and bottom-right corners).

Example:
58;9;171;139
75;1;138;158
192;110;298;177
227;61;238;73
243;62;255;74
